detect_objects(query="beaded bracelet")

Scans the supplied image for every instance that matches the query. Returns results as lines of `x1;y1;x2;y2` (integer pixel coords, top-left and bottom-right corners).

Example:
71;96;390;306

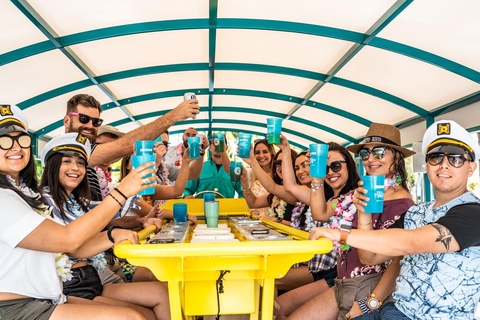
311;180;324;192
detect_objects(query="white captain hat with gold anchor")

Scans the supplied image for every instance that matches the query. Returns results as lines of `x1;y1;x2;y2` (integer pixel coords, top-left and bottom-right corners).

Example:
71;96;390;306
422;119;480;162
41;133;91;166
0;104;29;135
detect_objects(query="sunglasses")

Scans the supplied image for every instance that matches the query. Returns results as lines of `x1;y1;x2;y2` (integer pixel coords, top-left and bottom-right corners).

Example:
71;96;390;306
426;153;471;168
326;160;346;173
68;112;104;127
359;146;391;161
0;134;32;150
274;160;282;167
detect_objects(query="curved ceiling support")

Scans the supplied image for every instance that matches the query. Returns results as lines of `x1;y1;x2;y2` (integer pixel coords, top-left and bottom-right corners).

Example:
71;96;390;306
16;62;426;118
97;107;331;144
168;127;308;150
31;87;372;138
3;17;479;84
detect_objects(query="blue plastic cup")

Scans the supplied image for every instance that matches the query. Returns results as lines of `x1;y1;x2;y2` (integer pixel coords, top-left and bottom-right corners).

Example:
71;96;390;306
267;118;282;144
173;203;188;223
203;193;216;223
188;136;201;159
213;132;225;153
238;133;252;158
131;154;157;195
205;201;220;228
309;144;329;178
135;140;154;155
230;161;242;182
362;175;385;213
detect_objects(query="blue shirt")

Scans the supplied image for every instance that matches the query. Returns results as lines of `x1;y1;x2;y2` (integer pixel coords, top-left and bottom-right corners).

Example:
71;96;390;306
394;192;480;320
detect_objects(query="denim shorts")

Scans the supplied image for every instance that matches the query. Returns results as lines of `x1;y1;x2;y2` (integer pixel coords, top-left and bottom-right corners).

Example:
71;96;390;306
312;266;338;287
63;265;103;300
0;298;56;320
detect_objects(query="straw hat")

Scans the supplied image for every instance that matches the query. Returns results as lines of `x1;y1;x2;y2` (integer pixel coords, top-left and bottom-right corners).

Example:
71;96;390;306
346;123;415;158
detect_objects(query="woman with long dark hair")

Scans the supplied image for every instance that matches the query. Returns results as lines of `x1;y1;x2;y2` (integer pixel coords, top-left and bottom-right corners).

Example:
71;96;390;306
40;133;172;320
283;123;414;320
0;106;154;319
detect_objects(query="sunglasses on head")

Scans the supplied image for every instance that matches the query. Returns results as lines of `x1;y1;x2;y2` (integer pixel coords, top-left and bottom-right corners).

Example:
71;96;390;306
326;160;346;173
0;133;32;150
274;160;282;167
426;153;471;168
358;146;391;161
68;112;104;127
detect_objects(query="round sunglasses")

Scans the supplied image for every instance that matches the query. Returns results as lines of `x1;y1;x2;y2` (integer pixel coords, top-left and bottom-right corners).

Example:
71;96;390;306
68;112;104;127
326;160;346;173
359;146;391;161
426;153;471;168
0;134;32;150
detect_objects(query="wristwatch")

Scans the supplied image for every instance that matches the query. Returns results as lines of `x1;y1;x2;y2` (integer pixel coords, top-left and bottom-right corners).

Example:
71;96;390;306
339;224;351;245
366;293;382;311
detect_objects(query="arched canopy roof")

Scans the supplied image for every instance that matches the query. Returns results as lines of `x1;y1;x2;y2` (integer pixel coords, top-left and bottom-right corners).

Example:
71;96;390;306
1;0;480;152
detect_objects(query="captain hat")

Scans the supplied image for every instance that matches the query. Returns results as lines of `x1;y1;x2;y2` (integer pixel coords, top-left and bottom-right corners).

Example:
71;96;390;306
422;120;480;162
41;133;91;166
0;104;28;135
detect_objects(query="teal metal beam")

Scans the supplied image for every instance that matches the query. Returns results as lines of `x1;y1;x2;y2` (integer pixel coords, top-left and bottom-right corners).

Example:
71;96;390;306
16;62;422;120
33;88;361;140
4;18;480;84
168;127;307;150
208;0;218;138
105;106;327;144
11;0;140;126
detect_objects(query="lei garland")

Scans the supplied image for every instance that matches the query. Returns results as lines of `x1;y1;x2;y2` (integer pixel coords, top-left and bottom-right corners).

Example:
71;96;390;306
328;172;402;252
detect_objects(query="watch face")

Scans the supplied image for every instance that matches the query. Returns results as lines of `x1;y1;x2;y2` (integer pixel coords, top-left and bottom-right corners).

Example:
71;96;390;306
368;299;379;308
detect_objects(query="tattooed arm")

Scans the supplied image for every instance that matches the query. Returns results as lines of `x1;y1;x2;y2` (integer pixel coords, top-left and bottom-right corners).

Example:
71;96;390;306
309;222;460;265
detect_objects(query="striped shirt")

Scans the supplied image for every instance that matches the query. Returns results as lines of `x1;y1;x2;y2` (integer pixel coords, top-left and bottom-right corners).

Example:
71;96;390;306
87;144;102;201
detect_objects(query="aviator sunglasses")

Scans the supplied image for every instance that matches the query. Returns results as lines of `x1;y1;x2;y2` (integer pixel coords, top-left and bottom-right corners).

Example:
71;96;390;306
68;112;104;127
326;160;346;173
359;146;392;161
426;153;471;168
0;134;32;150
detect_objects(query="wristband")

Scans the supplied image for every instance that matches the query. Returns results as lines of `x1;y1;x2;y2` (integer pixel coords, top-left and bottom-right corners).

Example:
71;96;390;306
276;217;283;223
108;193;122;206
107;225;124;243
114;187;128;201
199;151;205;156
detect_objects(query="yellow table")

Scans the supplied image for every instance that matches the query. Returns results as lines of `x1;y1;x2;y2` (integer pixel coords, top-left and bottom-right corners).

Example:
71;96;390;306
115;199;333;320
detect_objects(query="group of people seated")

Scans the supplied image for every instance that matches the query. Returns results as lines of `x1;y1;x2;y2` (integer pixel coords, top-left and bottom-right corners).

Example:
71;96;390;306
0;92;479;320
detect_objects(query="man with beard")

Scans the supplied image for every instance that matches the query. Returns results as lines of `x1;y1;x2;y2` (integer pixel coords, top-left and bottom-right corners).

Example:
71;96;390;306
164;127;200;167
184;140;244;199
64;94;199;199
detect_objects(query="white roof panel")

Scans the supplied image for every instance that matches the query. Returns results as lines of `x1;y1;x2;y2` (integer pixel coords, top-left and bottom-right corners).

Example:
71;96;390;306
218;0;397;33
68;30;209;75
28;0;209;36
216;29;353;73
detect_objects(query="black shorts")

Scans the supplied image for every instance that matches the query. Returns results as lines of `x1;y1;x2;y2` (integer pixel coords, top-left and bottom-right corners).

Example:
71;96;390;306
312;266;337;287
0;298;56;320
63;265;103;300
